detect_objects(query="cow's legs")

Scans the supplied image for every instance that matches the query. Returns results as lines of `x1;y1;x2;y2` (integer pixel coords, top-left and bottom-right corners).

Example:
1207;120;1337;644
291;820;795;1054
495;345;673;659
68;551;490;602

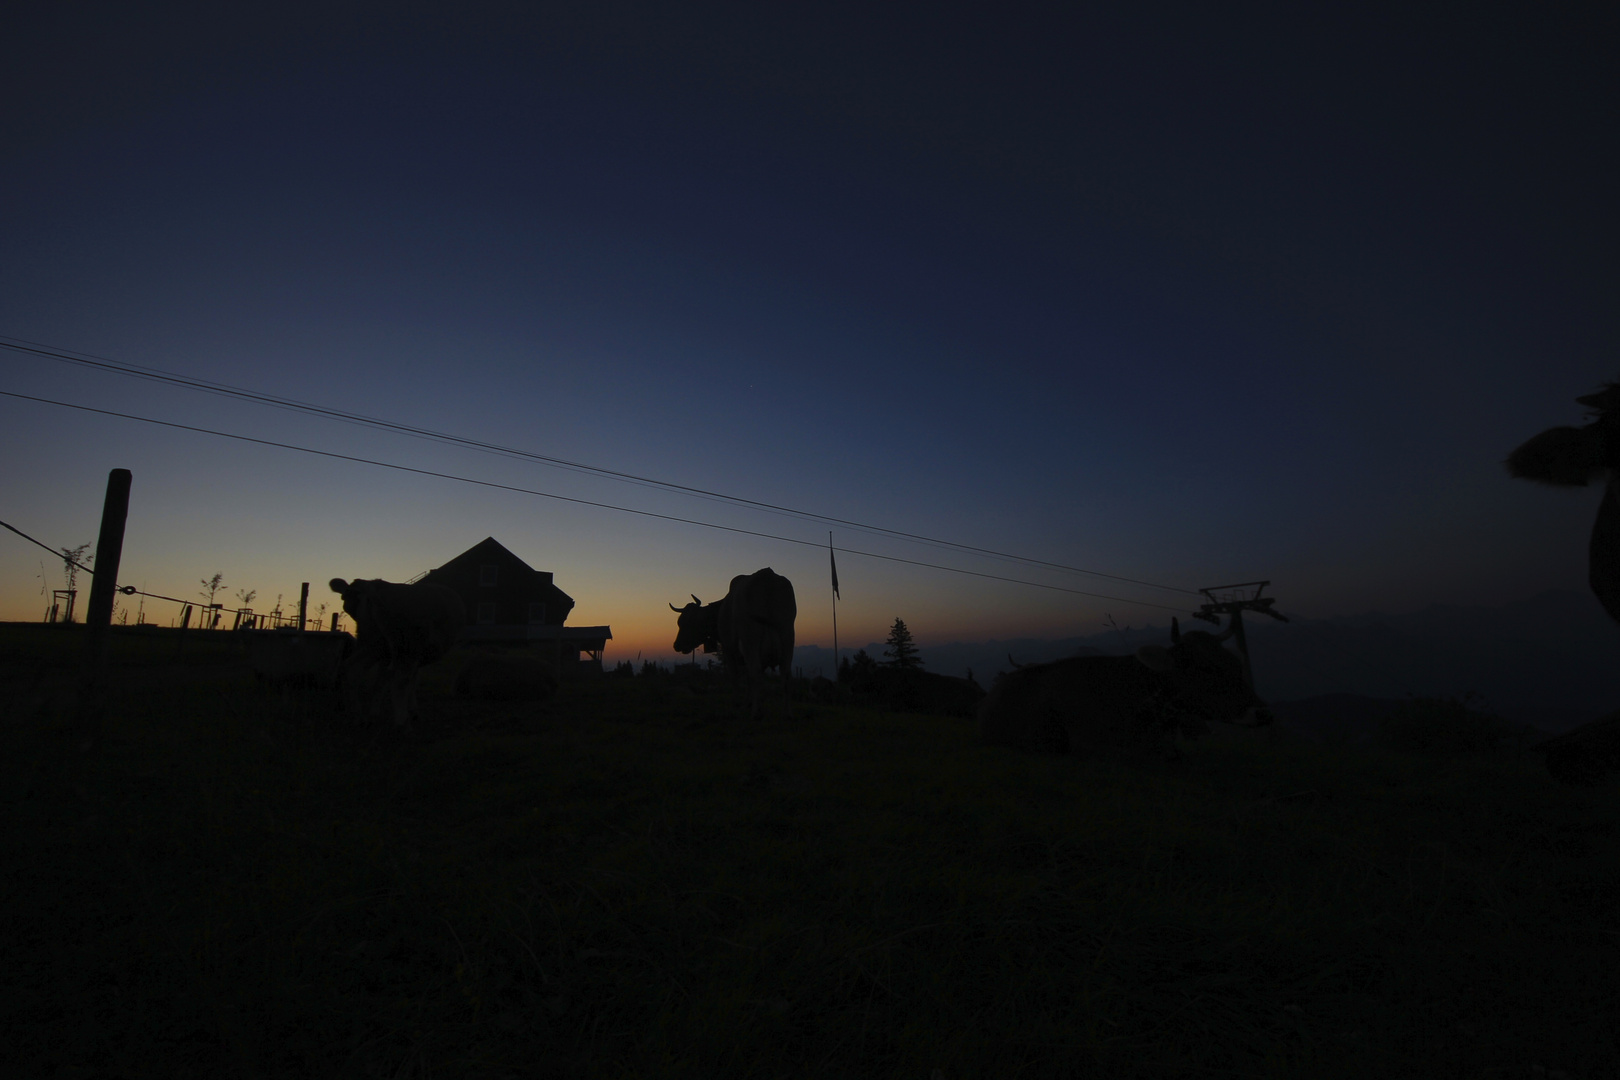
748;655;764;720
381;664;417;731
1591;477;1620;625
392;672;411;730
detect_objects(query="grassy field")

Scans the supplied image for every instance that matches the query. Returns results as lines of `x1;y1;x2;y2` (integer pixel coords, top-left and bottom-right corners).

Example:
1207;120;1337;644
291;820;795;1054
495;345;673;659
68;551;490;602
3;624;1616;1078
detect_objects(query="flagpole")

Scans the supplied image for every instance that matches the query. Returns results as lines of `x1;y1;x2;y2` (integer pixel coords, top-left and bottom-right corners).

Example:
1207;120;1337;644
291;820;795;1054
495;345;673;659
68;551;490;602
829;531;840;681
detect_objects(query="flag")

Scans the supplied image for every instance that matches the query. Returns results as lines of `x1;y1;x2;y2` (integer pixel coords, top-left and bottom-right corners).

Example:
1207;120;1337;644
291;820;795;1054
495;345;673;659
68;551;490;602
829;535;840;599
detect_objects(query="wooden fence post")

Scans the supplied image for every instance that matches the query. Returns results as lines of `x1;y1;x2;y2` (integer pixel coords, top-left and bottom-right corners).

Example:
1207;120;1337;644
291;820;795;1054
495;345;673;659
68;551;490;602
298;582;309;631
78;468;132;742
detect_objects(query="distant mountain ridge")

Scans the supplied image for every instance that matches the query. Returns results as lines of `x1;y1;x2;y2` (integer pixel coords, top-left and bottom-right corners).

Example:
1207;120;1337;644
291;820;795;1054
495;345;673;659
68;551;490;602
792;590;1619;732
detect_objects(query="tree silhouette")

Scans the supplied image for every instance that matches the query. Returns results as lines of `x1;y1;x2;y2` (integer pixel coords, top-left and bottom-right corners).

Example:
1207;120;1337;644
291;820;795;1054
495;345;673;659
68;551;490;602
882;618;923;670
57;543;92;620
199;572;225;628
199;572;224;606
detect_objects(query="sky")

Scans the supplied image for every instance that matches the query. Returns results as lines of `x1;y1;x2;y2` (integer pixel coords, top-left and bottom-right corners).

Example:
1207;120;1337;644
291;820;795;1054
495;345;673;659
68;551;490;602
2;4;1617;662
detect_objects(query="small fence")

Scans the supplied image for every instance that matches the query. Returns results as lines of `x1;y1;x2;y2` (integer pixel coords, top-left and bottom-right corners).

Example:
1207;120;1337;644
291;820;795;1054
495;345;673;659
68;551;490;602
191;604;344;633
41;591;345;634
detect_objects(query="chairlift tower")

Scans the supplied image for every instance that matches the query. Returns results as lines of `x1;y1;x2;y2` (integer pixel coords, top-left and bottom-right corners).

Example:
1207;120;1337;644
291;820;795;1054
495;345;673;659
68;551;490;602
1190;580;1289;694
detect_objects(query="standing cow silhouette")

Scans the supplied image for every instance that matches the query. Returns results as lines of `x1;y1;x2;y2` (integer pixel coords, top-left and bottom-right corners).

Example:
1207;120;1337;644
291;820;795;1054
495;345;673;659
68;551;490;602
1506;379;1620;783
330;577;466;730
670;568;797;720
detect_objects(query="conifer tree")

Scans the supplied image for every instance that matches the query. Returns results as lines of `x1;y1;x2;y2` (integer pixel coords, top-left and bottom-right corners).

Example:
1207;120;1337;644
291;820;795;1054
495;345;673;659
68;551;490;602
882;617;923;670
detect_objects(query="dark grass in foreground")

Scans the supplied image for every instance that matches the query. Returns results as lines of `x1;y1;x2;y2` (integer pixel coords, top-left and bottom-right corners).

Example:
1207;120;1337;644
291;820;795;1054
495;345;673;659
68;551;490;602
2;625;1616;1078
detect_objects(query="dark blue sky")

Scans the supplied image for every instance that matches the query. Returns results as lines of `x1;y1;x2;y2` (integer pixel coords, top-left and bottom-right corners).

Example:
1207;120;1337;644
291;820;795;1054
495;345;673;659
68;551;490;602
3;4;1616;655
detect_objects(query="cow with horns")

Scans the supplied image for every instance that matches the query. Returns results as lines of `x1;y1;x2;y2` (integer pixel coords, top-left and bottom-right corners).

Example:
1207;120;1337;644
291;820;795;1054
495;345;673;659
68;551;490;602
979;617;1272;758
671;567;797;719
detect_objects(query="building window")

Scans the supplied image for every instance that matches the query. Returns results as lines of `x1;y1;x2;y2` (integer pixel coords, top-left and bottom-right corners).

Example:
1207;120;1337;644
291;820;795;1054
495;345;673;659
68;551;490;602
528;603;546;624
477;602;496;625
479;564;498;587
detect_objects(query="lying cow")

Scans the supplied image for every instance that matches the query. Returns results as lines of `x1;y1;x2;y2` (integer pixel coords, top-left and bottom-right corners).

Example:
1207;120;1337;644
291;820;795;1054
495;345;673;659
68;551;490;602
671;567;797;719
979;618;1271;758
330;577;465;728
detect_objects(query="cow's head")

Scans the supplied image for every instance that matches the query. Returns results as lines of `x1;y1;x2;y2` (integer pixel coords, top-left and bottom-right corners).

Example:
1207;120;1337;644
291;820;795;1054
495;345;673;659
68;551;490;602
669;594;722;655
1134;617;1272;726
1507;380;1620;488
1506;425;1609;488
330;577;380;624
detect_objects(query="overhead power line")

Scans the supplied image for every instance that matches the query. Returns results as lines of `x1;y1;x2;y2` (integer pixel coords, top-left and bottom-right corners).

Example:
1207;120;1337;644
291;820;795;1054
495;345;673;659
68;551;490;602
1;334;1202;597
0;390;1198;615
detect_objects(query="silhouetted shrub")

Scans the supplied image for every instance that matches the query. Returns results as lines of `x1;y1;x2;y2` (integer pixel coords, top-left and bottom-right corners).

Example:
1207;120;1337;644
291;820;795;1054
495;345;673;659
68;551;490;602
844;649;878;691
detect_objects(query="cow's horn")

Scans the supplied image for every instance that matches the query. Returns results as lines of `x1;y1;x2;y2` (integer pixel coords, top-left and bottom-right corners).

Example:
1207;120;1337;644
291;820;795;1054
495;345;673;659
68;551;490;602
1007;653;1024;669
669;602;683;613
691;594;702;606
1170;617;1181;645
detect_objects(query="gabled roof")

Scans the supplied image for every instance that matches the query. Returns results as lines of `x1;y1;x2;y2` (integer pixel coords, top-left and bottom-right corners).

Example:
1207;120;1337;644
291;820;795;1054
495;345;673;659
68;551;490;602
422;537;576;612
447;536;539;574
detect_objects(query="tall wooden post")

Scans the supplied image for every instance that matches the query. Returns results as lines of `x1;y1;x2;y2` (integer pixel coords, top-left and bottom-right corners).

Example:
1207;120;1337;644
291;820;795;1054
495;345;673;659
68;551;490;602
78;468;132;741
298;582;310;631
